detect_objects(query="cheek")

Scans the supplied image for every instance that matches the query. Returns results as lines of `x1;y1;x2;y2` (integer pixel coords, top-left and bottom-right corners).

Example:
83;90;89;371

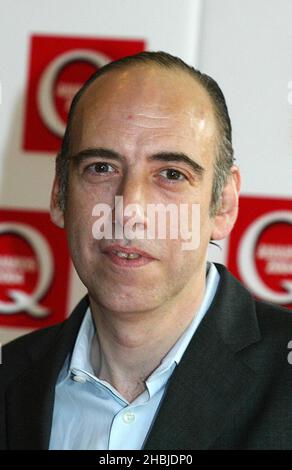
68;170;120;205
65;176;113;229
64;194;95;255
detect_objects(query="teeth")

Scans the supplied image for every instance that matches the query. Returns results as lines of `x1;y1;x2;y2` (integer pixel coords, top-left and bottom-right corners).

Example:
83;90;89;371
114;250;141;259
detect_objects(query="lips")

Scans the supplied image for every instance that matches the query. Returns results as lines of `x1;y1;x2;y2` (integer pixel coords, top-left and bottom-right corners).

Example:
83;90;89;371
102;244;154;259
101;244;156;268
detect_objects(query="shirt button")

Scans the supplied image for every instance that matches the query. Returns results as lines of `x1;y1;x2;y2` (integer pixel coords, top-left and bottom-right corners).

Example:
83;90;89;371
122;412;136;424
72;374;87;384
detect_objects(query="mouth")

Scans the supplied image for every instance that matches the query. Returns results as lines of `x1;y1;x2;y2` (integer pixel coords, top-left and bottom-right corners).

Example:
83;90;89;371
102;244;156;268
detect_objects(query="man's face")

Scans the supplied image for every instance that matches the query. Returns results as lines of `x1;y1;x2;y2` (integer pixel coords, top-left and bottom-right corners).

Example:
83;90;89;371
53;66;220;314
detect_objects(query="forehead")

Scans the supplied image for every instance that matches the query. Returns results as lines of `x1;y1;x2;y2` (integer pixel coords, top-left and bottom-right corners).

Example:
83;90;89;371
70;65;217;156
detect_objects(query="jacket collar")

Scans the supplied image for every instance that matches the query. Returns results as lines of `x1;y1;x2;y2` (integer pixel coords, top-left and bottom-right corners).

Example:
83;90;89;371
144;263;261;449
6;297;89;450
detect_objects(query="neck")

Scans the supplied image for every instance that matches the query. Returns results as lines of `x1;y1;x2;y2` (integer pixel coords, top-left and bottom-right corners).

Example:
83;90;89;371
90;267;207;402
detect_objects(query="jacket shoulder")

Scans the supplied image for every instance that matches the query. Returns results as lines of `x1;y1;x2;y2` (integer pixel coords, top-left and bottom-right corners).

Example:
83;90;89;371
255;299;292;329
0;321;64;386
0;296;89;387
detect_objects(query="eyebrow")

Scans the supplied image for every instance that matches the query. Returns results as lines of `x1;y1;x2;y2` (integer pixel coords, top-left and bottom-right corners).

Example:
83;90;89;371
70;147;205;178
70;147;123;165
149;152;205;179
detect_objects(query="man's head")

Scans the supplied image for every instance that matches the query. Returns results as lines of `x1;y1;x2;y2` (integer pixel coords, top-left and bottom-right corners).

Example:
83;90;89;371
55;51;235;219
50;51;240;315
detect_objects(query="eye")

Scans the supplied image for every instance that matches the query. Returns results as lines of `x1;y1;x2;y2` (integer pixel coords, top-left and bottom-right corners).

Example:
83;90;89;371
159;169;186;181
86;162;116;175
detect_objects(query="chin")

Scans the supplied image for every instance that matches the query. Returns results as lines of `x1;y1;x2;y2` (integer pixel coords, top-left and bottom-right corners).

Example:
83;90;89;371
89;286;161;314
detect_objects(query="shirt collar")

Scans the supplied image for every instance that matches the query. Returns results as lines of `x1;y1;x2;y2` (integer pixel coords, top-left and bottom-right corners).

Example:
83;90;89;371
145;261;219;392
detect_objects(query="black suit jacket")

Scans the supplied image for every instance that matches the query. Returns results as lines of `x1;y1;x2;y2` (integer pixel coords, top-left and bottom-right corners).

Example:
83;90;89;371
1;263;292;450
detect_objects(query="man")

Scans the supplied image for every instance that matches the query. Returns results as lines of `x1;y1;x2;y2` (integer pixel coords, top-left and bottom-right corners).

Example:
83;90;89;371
0;51;291;450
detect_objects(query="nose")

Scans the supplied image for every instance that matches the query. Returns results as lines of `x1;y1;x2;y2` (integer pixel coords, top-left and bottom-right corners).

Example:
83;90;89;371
112;173;148;234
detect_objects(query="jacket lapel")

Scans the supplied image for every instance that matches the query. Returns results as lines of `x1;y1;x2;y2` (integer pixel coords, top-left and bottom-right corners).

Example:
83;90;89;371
144;264;261;450
5;297;89;450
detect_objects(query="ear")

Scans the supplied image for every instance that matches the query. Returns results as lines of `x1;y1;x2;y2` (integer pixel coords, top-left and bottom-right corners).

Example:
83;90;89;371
50;176;65;228
211;165;241;240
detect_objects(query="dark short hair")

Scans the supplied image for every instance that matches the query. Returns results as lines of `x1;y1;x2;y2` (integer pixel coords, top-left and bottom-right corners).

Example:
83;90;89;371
56;51;235;217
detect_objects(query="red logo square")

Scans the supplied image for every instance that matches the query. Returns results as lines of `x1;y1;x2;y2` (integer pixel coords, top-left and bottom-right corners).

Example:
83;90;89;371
227;196;292;310
0;208;71;329
23;35;145;153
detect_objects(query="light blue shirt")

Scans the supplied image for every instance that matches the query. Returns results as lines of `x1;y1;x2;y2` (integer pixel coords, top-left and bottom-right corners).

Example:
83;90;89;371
49;262;220;450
